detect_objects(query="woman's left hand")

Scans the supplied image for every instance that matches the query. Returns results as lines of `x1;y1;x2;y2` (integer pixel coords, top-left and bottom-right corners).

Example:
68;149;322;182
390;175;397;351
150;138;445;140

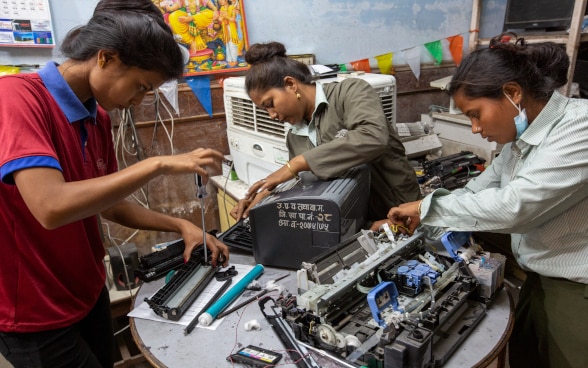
246;165;295;197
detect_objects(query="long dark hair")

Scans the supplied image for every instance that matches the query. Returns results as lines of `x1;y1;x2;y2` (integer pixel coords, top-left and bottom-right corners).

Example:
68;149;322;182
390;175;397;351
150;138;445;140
244;42;313;94
60;0;184;80
448;33;568;102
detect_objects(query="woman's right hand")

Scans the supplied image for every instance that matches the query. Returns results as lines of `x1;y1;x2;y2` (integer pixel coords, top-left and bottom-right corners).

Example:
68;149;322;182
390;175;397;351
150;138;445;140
161;148;224;176
230;198;251;220
230;189;271;220
387;201;422;234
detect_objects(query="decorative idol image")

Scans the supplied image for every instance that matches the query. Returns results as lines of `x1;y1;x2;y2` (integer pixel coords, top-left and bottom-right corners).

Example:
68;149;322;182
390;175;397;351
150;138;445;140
154;0;249;75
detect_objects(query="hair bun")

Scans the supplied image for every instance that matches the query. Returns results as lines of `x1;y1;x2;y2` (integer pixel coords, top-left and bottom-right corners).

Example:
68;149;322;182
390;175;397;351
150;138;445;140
245;42;287;65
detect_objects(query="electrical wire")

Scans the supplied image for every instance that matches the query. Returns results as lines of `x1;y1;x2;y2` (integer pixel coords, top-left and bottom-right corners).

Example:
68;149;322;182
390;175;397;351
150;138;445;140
113;108;149;208
108;88;179;252
221;160;235;229
428;104;449;113
101;222;138;337
150;90;175;155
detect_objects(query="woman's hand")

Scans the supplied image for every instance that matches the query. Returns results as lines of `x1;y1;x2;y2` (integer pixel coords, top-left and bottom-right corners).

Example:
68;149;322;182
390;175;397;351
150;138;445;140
387;200;422;235
180;221;229;267
162;148;224;176
369;219;389;232
248;165;297;194
230;198;251;220
230;163;300;219
229;188;271;220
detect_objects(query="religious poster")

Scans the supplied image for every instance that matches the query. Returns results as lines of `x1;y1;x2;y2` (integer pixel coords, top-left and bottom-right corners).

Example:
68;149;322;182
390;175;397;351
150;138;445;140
0;0;55;47
155;0;249;76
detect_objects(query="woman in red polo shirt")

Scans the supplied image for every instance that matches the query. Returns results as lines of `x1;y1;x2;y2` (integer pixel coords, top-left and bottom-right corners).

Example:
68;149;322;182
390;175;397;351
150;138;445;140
0;1;229;367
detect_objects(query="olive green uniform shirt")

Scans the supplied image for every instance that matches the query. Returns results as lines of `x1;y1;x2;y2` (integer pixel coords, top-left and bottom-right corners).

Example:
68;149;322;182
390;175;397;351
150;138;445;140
286;77;421;220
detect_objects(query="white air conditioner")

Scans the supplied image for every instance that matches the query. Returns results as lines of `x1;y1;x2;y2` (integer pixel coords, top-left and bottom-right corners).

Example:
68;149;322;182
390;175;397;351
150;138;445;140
223;73;397;185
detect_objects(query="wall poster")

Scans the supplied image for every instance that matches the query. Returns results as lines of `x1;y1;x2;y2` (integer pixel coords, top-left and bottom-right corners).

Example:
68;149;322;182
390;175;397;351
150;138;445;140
155;0;250;76
0;0;55;47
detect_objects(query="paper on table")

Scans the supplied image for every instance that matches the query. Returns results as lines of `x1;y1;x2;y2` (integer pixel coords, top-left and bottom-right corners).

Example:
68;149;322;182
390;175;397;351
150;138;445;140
128;263;254;330
310;64;334;74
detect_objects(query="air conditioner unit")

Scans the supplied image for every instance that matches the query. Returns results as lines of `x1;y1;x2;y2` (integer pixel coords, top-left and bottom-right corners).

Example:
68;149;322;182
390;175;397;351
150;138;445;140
223;73;397;185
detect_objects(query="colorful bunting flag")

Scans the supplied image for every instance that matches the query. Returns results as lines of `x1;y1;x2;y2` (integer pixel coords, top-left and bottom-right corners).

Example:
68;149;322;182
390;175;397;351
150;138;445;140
405;46;421;82
447;35;464;66
185;76;213;117
424;40;443;66
350;58;371;73
158;79;180;115
375;52;394;75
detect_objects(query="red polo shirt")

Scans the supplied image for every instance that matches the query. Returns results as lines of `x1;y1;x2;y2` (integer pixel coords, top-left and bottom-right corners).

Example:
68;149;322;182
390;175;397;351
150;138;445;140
0;62;118;332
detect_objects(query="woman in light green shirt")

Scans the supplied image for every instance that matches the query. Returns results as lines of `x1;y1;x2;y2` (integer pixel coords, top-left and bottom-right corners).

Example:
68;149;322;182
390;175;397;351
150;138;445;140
387;33;588;368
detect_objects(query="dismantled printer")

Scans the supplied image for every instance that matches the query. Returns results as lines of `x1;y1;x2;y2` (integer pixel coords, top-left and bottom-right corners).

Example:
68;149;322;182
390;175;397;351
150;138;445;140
422;151;486;190
271;229;502;368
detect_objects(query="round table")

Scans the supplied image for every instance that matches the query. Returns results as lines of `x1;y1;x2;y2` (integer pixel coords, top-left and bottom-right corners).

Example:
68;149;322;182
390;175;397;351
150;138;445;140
130;251;514;368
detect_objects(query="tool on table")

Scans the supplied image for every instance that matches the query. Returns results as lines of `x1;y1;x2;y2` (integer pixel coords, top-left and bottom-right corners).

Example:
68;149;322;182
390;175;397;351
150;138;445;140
258;296;320;368
195;173;208;264
297;340;357;368
216;273;289;319
227;345;283;367
184;277;233;335
198;264;265;326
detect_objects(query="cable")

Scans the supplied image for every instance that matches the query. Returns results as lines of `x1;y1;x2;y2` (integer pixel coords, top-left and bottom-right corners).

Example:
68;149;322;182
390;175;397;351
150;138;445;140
428;104;449;114
102;222;137;296
425;276;435;306
150;90;175;155
113;323;130;336
221;160;235;229
113;108;149;208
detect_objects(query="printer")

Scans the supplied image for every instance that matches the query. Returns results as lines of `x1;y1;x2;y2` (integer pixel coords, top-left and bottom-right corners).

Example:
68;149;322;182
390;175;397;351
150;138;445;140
220;165;370;269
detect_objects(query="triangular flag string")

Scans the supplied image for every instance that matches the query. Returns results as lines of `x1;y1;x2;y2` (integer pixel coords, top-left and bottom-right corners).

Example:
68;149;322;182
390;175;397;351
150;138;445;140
350;58;371;73
185;76;213;118
404;46;422;82
447;35;464;66
424;40;443;66
375;52;393;75
339;30;474;76
158;79;180;115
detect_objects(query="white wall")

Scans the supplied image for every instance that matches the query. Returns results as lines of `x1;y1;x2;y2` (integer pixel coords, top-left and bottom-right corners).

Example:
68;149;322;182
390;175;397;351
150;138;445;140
0;0;506;67
244;0;506;65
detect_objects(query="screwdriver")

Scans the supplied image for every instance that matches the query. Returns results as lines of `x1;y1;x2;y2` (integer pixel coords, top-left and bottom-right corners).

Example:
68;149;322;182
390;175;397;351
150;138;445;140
195;173;207;264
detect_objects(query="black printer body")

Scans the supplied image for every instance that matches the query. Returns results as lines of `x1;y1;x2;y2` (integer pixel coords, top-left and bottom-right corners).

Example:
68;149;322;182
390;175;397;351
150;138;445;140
223;165;370;269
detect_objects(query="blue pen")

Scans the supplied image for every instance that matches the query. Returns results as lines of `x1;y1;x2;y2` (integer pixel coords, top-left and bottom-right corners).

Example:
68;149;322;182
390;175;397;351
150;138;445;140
198;264;265;326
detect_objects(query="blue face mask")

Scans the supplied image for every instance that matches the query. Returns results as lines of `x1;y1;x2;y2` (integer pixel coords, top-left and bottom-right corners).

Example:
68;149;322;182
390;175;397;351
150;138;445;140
504;92;528;139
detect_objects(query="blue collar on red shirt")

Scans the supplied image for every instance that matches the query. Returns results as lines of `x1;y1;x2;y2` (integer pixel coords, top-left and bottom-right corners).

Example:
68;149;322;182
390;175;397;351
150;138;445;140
37;61;98;124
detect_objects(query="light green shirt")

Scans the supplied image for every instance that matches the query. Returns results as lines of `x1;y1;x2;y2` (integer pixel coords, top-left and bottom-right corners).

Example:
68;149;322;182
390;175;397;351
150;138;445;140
421;91;588;283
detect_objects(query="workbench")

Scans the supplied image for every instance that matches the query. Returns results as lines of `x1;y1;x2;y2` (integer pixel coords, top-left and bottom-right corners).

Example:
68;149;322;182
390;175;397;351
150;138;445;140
129;248;514;368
